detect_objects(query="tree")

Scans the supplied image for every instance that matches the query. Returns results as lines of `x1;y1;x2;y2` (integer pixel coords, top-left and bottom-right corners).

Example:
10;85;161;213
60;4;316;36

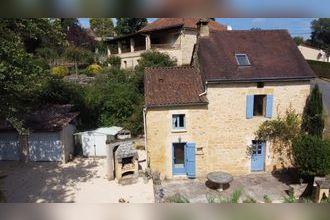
115;18;147;36
302;85;324;137
57;18;96;50
84;70;143;135
0;19;53;161
134;50;177;93
64;46;94;74
311;18;330;56
292;36;305;45
255;108;302;166
90;18;115;39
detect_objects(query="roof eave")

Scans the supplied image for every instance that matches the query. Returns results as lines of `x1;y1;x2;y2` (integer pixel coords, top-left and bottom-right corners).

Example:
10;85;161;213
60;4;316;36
145;102;208;108
206;76;315;84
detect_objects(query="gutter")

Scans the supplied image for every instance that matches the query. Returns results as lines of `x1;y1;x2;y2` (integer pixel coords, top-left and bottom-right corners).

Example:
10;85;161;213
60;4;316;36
206;76;315;84
146;102;208;109
199;81;208;97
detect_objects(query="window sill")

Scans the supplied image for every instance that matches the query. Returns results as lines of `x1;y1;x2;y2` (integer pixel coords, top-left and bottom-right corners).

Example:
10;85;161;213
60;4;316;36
171;129;187;133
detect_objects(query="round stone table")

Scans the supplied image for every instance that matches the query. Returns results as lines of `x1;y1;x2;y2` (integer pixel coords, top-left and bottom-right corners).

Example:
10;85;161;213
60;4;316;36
207;171;233;191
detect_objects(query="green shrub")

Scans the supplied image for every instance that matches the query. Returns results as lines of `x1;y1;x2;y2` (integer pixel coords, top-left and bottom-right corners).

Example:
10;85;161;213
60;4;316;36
86;64;103;75
51;66;69;77
107;55;121;68
283;191;296;203
32;58;50;70
230;189;242;203
243;196;257;203
292;135;330;177
302;85;324;138
263;195;272;203
206;194;222;203
165;193;190;203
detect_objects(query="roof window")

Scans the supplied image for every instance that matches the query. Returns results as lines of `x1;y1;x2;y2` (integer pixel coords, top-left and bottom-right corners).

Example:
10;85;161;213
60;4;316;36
235;54;251;66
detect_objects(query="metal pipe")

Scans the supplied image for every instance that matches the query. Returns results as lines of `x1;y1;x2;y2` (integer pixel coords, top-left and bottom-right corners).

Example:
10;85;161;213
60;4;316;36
143;107;148;168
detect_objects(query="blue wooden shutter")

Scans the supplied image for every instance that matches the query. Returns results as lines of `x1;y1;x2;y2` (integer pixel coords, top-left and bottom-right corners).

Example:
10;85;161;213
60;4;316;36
266;95;273;118
246;95;254;119
185;143;196;178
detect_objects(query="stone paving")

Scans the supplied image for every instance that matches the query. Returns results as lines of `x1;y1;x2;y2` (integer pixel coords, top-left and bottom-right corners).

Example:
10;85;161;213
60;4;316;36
155;173;292;203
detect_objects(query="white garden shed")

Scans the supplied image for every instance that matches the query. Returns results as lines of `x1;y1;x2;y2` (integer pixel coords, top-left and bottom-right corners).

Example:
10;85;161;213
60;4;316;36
0;105;78;162
75;126;124;157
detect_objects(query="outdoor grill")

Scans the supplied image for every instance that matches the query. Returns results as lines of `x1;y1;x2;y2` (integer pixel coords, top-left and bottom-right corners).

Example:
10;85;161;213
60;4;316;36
114;142;139;183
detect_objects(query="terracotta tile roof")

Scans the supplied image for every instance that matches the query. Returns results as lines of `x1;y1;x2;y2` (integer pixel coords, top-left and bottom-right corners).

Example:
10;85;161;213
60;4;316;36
139;18;226;33
0;105;78;132
144;67;208;107
197;30;316;82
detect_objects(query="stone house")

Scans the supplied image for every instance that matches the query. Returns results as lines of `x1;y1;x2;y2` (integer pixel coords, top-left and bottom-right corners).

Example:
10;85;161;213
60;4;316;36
144;20;316;179
105;18;226;69
298;45;329;62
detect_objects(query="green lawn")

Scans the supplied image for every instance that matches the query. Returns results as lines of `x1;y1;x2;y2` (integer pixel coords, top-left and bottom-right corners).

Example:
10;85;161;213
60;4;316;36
307;60;330;79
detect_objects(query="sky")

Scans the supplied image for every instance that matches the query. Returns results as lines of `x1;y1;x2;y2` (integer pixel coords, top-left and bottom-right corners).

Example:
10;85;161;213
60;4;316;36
79;18;315;39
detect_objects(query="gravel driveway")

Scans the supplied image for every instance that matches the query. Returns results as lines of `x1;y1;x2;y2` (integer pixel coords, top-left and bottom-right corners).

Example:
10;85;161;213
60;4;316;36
0;152;154;203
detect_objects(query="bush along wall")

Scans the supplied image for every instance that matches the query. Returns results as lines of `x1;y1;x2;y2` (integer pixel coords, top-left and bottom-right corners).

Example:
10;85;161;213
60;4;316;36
292;135;330;178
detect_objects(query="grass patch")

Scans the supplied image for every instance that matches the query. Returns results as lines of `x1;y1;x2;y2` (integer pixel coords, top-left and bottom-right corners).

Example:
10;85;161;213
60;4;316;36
165;193;190;203
307;60;330;79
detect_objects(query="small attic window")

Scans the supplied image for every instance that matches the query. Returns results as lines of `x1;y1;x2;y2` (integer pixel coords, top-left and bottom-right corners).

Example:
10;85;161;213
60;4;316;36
235;54;251;66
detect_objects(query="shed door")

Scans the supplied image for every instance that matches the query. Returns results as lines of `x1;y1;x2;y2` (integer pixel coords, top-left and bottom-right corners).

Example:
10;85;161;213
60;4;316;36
0;133;20;161
29;133;62;161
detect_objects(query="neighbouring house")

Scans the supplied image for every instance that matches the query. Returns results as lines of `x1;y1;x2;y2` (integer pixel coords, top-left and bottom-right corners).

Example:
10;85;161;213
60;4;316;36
298;44;329;62
105;18;227;69
0;105;78;163
75;126;130;157
144;20;316;179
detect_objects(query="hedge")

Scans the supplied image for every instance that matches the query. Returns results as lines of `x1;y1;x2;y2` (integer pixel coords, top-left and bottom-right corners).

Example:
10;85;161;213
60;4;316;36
292;135;330;177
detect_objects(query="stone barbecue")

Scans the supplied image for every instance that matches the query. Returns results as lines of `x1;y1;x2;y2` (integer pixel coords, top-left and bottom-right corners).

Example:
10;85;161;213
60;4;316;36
114;142;139;184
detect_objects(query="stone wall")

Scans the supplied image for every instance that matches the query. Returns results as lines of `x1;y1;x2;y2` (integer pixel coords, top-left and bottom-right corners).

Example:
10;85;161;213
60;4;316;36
146;80;311;178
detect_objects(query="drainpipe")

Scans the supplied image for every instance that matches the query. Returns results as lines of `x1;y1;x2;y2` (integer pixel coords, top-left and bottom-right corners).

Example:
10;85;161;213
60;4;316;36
199;81;208;97
143;107;148;167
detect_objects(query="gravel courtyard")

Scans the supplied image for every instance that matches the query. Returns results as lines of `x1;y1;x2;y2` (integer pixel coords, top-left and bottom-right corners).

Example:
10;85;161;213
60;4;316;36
0;152;154;203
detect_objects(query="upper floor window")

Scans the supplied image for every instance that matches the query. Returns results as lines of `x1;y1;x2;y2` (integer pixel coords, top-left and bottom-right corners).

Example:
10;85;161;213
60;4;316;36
235;54;251;66
246;95;273;119
172;114;185;129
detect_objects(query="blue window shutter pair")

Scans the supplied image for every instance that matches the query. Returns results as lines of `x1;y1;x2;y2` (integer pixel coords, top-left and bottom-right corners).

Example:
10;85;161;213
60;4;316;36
246;95;273;119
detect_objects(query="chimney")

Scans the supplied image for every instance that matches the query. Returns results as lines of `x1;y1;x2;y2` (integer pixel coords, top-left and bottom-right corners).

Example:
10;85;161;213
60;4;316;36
197;18;210;38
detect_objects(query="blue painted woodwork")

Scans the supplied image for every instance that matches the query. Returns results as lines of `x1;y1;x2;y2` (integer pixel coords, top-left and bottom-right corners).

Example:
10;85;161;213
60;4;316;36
266;95;273;118
251;141;265;171
185;143;196;178
246;95;254;119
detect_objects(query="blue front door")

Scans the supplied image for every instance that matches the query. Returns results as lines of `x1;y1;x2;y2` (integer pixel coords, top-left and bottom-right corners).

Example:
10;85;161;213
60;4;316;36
251;141;265;171
172;143;196;177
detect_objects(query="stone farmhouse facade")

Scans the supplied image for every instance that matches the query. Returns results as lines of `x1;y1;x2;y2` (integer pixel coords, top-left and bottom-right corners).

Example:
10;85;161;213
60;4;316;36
105;18;226;69
144;20;316;179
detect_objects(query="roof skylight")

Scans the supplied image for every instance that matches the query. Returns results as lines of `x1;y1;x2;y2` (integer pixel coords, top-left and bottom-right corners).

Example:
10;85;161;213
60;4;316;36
235;54;251;66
